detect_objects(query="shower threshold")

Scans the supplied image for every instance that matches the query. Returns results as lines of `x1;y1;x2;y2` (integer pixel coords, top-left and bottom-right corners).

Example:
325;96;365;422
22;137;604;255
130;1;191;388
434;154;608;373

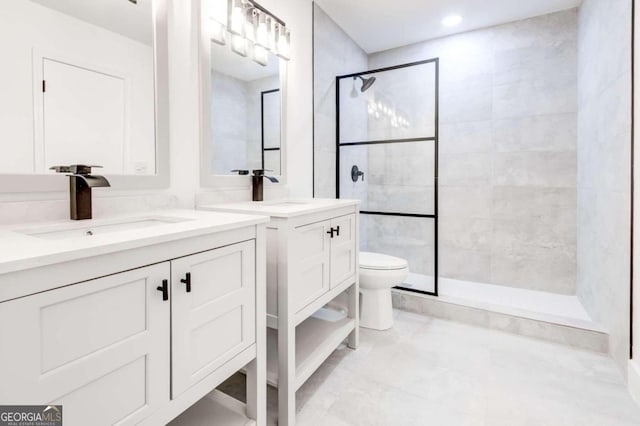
393;273;608;352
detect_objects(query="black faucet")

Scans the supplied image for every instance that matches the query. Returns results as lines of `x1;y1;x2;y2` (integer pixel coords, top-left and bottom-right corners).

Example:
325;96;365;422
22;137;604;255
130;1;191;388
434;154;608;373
50;164;111;220
231;169;279;202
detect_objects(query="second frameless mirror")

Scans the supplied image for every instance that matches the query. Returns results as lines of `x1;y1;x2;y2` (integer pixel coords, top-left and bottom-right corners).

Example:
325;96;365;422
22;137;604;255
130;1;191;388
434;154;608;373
209;41;282;176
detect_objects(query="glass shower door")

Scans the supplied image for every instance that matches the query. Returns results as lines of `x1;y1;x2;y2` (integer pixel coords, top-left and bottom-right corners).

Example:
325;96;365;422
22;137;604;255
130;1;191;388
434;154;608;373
336;59;439;295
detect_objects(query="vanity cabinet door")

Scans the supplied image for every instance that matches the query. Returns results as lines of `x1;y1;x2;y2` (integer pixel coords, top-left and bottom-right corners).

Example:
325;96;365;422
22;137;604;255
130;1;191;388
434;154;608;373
291;219;332;313
171;240;256;398
0;264;170;426
329;214;358;288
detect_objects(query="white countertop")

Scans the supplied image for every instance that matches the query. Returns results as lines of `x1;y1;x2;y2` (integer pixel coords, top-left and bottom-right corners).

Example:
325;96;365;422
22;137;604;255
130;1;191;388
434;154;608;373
198;198;360;218
0;209;269;275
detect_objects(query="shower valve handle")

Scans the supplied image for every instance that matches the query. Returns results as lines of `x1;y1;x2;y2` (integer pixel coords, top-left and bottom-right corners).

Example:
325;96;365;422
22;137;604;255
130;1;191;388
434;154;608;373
351;165;365;182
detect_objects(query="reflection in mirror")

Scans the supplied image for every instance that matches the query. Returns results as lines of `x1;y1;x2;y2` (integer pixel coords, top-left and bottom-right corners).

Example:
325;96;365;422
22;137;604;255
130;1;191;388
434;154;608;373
210;41;281;176
261;89;281;175
0;0;156;176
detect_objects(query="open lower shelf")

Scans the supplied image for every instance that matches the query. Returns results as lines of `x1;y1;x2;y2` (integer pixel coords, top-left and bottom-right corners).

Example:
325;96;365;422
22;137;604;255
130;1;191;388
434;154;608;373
266;315;356;390
168;390;256;426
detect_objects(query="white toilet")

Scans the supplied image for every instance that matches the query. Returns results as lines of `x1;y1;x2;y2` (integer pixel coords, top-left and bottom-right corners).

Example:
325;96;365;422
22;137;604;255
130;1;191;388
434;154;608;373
359;252;409;330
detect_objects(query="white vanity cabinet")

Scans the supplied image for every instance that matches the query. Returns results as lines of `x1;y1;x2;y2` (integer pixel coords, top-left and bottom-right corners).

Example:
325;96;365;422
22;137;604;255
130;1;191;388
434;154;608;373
0;210;268;426
0;264;171;425
199;199;359;426
290;213;357;314
171;240;256;397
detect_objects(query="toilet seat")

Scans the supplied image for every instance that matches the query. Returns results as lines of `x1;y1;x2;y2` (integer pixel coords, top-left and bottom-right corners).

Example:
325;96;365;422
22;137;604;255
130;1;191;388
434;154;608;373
360;252;408;271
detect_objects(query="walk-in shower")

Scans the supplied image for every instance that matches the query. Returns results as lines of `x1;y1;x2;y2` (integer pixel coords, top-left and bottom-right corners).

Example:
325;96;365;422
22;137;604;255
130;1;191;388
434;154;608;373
336;59;439;296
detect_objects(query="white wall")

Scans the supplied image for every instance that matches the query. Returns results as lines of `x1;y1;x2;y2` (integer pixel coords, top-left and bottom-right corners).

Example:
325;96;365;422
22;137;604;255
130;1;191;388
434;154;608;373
0;1;155;175
577;0;632;375
633;0;640;399
313;4;368;199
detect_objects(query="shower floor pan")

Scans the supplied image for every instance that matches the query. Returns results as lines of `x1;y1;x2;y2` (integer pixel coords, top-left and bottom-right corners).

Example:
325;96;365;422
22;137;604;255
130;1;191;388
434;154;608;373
393;273;608;353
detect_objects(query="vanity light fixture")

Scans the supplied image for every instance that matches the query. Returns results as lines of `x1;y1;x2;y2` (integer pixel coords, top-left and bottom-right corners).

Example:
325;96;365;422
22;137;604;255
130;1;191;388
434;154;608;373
256;12;268;47
275;24;291;60
245;8;257;43
212;0;289;66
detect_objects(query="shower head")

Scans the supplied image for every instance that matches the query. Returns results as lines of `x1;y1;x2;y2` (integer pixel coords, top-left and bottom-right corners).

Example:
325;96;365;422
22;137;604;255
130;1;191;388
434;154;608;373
355;75;376;92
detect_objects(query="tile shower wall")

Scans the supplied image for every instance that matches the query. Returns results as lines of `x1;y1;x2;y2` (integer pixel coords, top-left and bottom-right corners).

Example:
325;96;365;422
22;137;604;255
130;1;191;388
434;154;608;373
246;75;281;171
211;71;279;174
211;71;248;174
313;4;368;200
576;0;632;374
364;10;579;294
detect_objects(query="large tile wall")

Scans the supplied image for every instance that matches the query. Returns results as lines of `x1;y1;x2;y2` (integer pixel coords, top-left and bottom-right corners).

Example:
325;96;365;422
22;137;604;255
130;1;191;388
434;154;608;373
211;71;248;174
576;0;632;374
313;4;368;199
211;71;280;175
314;10;579;293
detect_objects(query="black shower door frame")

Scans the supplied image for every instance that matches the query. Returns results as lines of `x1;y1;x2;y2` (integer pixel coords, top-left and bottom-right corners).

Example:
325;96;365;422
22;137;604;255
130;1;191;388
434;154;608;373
335;58;439;296
261;88;281;171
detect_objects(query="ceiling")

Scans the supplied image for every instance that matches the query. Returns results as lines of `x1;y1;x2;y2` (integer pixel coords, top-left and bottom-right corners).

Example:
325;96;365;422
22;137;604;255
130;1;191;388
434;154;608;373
30;0;153;46
315;0;583;53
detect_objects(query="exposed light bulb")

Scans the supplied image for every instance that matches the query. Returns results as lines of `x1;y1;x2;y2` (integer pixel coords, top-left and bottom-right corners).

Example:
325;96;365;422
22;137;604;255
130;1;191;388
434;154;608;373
228;0;245;35
245;9;256;42
276;26;290;60
256;12;268;47
267;18;276;51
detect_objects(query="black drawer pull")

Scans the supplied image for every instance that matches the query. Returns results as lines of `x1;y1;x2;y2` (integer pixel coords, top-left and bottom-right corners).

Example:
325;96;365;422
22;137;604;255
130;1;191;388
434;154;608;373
326;226;340;238
181;272;191;293
157;279;169;301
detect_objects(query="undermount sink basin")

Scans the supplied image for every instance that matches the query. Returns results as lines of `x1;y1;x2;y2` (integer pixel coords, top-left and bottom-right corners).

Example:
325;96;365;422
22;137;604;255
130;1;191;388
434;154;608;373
263;201;312;207
18;217;190;240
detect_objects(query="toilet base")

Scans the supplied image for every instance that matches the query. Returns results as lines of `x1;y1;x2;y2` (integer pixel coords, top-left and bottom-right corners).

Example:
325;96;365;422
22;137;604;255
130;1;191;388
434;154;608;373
359;287;394;330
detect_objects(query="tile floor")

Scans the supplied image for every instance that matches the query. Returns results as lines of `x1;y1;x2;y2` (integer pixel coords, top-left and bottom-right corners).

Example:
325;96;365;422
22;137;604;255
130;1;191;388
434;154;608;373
222;310;640;425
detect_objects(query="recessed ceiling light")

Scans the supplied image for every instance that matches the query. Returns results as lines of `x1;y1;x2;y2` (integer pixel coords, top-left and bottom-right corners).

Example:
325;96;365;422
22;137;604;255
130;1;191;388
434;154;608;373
442;15;462;27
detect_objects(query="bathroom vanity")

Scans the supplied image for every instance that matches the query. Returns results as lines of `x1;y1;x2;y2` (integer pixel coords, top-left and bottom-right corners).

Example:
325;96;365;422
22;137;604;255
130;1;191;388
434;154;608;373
199;199;360;426
0;210;269;426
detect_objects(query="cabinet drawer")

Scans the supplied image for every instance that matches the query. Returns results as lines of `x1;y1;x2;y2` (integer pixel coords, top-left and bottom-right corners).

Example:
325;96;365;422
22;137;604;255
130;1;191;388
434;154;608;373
0;264;170;425
171;240;256;397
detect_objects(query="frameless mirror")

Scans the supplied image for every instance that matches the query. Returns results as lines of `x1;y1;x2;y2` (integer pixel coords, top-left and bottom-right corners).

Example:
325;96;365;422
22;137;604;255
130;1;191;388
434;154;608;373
208;41;282;176
0;0;164;181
